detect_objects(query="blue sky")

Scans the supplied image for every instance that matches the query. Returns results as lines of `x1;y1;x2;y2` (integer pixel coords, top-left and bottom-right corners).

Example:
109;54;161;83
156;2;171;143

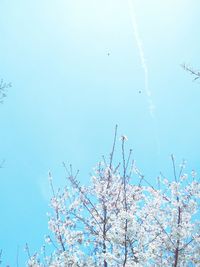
0;0;200;265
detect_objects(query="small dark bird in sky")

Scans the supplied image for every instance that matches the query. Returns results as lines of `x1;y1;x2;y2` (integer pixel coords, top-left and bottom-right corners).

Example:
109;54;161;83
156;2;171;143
107;52;110;56
139;90;142;94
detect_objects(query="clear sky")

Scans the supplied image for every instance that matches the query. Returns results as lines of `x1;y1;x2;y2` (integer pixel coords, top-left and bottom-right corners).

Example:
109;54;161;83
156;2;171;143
0;0;200;265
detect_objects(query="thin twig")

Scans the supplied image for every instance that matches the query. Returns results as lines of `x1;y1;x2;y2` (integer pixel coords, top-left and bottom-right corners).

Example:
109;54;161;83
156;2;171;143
109;124;118;169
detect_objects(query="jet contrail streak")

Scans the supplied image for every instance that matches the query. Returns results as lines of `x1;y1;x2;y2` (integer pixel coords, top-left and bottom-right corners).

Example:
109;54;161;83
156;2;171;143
127;0;155;118
127;0;160;154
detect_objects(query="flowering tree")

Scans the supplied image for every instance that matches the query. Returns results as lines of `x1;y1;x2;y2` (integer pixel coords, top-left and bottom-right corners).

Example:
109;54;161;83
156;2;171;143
0;79;11;104
27;127;200;267
181;63;200;81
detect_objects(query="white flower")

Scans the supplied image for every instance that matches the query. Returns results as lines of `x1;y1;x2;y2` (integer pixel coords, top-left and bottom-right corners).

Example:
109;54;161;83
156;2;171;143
120;135;128;141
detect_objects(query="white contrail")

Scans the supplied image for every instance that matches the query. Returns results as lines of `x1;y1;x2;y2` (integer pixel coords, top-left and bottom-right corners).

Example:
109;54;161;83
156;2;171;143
127;0;160;154
127;0;155;118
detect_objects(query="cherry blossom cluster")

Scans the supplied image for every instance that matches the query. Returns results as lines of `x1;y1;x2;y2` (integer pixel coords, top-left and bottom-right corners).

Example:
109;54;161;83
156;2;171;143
27;137;200;267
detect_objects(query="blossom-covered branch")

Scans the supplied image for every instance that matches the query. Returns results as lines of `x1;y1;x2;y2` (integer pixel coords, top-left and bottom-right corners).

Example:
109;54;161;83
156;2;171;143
27;129;200;267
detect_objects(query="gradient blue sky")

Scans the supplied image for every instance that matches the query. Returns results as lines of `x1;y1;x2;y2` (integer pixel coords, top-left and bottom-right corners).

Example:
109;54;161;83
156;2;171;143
0;0;200;265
